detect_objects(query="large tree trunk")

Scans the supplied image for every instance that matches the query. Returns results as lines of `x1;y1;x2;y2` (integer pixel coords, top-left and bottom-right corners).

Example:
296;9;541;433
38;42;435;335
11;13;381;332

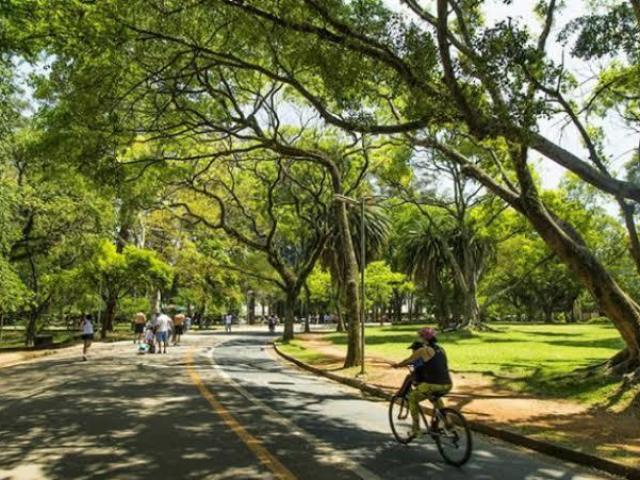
303;283;311;334
335;201;362;367
335;301;346;332
282;290;297;342
25;310;38;347
331;268;346;332
620;201;640;276
513;148;640;372
462;250;482;328
101;291;117;339
408;293;414;323
462;284;482;329
247;293;256;325
392;290;403;324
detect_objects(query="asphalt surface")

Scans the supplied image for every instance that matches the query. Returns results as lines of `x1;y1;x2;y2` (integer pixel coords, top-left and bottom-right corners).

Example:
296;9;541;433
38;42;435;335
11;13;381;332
0;329;619;479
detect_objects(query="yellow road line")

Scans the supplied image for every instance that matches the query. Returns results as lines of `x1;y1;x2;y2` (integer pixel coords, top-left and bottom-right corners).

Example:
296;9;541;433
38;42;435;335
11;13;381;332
186;349;297;480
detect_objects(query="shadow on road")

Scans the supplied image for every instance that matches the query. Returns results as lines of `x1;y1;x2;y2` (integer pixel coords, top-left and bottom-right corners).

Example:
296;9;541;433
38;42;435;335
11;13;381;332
0;332;614;480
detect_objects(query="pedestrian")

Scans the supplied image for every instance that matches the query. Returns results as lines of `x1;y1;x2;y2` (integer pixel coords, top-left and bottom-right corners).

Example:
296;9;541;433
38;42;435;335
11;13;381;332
184;315;192;332
133;311;146;344
80;314;94;361
144;322;156;354
173;312;185;345
154;312;172;354
224;312;233;333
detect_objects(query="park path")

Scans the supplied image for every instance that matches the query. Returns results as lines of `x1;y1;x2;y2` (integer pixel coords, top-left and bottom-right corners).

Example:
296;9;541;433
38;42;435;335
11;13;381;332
293;333;640;463
0;328;618;479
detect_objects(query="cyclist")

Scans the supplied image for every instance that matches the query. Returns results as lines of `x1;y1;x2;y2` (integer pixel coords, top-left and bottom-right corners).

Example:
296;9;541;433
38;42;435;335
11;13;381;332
392;327;452;437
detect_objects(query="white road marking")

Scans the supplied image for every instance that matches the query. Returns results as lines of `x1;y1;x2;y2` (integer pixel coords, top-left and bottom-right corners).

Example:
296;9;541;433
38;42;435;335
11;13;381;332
202;347;385;480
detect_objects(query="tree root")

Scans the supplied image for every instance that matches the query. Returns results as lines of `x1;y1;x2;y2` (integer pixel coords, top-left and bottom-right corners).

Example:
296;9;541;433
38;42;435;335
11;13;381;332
606;349;640;377
622;366;640;386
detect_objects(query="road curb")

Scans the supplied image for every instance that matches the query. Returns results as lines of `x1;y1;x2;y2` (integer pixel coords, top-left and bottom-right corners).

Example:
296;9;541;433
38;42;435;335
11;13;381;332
273;342;640;480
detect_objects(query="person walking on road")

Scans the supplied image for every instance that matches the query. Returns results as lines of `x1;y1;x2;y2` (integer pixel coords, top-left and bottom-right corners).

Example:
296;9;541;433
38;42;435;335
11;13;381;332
154;312;172;354
133;312;146;344
224;313;233;333
80;314;94;361
172;312;185;345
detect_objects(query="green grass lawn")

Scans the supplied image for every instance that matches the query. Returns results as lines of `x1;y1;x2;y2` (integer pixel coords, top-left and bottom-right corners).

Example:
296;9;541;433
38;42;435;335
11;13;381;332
0;324;136;349
295;323;628;406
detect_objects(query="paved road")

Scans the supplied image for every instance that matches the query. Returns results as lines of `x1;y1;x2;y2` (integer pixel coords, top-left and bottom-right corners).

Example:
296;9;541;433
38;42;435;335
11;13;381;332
0;329;617;479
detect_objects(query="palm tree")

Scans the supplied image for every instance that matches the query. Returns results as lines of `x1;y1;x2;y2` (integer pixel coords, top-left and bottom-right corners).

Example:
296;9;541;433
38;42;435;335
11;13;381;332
321;204;391;331
399;214;495;329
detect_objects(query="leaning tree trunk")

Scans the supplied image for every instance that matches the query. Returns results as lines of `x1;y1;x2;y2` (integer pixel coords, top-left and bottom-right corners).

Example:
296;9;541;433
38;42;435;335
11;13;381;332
513;149;640;373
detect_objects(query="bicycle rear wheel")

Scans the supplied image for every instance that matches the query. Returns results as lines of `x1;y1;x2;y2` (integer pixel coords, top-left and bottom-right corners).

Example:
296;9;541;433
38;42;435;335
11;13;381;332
433;408;472;466
388;394;414;444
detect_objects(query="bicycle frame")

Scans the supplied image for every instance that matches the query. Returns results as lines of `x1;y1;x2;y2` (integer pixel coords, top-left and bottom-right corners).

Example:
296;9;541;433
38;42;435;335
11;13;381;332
389;366;473;466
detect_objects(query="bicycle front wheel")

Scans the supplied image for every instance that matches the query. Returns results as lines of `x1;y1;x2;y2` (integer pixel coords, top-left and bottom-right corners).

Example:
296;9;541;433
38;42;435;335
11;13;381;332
433;408;473;466
388;395;414;444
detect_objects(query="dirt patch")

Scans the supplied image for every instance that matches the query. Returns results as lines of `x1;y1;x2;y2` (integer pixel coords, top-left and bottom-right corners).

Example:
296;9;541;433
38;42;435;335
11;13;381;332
293;333;640;467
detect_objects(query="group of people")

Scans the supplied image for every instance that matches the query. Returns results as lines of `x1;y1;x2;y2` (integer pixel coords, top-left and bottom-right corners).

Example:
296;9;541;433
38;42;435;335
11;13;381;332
133;311;191;354
77;308;451;438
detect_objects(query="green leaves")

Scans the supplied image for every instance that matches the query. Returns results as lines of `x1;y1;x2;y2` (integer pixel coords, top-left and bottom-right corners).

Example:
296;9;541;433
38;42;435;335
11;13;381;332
88;240;173;298
560;3;639;61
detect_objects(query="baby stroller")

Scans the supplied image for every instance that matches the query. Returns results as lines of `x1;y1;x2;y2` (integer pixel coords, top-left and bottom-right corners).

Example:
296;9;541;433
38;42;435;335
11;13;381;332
138;325;156;354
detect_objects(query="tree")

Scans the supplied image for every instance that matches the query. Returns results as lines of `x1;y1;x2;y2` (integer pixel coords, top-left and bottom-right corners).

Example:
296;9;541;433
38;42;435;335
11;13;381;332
85;240;173;338
321;202;390;331
363;261;407;325
11;0;640;373
172;152;331;341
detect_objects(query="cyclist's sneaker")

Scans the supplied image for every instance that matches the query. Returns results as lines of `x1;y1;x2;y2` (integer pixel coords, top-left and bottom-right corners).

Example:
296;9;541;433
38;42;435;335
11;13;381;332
408;428;423;439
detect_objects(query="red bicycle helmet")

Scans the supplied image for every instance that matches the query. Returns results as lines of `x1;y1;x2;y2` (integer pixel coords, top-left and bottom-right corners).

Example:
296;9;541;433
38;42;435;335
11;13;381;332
418;327;437;340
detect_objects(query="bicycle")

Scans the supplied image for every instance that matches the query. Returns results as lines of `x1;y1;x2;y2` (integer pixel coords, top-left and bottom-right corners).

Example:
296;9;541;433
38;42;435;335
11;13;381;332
388;366;473;466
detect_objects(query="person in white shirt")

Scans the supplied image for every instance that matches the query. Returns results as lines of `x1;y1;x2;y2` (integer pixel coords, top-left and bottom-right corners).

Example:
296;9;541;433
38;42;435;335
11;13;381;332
80;314;94;361
224;313;233;333
154;313;172;354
